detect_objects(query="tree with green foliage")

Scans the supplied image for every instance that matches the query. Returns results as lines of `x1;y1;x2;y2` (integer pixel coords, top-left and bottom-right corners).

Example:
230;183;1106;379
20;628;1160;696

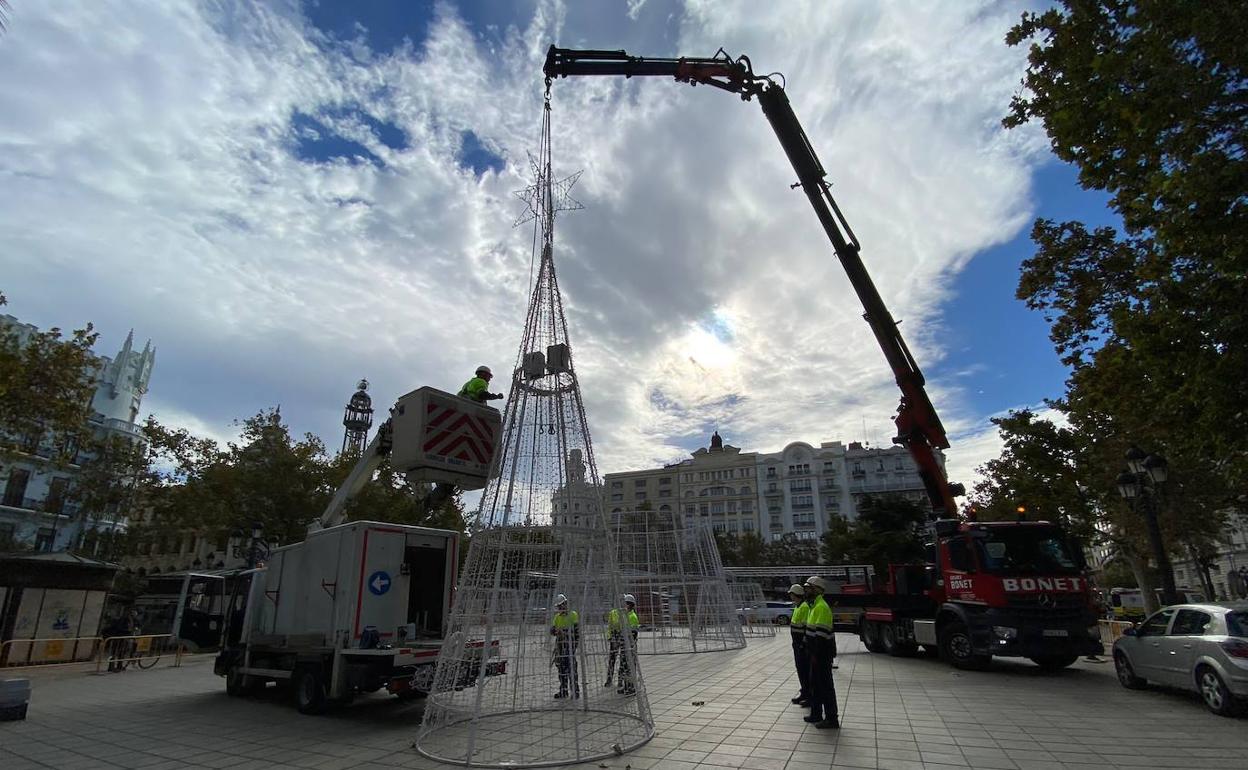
1004;0;1247;494
712;531;767;567
764;533;820;566
969;410;1096;540
1001;1;1246;610
820;495;926;576
0;291;101;469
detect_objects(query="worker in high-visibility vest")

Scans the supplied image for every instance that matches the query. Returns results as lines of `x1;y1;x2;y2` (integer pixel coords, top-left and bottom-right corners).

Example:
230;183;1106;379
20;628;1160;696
458;365;504;403
604;594;640;695
550;594;580;699
802;576;839;729
786;583;812;706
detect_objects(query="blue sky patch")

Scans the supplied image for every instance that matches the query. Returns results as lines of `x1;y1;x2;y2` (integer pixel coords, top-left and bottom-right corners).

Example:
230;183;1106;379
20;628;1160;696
290;109;407;166
460;130;505;177
302;0;435;56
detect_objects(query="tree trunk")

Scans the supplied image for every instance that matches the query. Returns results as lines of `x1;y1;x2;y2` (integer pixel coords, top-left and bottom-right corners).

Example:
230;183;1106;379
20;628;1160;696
1125;552;1160;616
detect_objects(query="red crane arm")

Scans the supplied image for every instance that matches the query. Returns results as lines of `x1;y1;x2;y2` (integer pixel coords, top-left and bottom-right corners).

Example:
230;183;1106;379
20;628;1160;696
544;46;963;517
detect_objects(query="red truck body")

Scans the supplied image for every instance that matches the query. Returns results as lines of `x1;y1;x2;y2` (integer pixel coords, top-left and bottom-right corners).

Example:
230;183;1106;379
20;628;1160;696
832;519;1102;670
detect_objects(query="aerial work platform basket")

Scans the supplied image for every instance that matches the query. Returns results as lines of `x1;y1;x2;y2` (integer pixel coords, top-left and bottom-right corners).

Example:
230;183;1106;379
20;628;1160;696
391;386;502;491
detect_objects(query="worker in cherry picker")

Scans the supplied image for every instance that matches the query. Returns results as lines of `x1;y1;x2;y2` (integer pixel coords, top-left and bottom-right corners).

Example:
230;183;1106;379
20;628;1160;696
604;594;640;695
802;576;839;729
458;365;505;404
786;583;812;707
551;594;580;699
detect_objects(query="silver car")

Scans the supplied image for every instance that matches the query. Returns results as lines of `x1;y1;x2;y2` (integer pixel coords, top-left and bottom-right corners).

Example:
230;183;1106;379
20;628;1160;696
1113;602;1248;716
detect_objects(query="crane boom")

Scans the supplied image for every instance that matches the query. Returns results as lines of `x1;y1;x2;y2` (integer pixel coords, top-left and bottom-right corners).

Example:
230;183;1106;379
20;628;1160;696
544;46;963;517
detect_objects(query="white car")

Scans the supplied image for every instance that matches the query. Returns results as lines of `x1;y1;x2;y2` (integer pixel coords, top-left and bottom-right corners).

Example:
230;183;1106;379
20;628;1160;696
1113;602;1248;716
738;600;795;625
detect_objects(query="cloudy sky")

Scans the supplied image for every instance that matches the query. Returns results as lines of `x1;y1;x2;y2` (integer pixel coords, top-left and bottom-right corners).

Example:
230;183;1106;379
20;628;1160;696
0;0;1116;494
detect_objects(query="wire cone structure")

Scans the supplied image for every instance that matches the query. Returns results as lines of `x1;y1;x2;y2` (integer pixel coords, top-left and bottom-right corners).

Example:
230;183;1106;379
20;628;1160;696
416;95;652;769
611;510;746;655
730;582;778;638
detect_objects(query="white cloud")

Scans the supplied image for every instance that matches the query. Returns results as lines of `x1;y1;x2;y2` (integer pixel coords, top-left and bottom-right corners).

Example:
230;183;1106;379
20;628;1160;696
1;1;1048;498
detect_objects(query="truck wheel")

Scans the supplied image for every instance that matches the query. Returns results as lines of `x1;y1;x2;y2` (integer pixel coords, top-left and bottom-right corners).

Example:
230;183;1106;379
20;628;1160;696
293;668;329;715
881;624;898;655
938;622;989;670
1030;654;1078;671
226;665;259;697
861;620;886;653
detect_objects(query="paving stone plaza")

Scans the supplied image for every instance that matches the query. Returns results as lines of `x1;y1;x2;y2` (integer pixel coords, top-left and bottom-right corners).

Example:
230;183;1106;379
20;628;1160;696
2;633;1245;770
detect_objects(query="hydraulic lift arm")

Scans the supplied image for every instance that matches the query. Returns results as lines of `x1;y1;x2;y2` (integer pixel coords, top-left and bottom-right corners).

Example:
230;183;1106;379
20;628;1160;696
310;421;393;532
544;46;964;517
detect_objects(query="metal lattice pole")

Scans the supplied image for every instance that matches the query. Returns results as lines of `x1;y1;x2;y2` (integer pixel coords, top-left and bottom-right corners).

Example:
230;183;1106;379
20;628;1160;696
416;86;652;769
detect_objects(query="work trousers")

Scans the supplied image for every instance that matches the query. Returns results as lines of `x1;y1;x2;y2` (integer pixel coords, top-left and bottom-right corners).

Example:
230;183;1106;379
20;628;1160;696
791;636;811;700
556;641;579;696
606;634;623;681
807;640;838;722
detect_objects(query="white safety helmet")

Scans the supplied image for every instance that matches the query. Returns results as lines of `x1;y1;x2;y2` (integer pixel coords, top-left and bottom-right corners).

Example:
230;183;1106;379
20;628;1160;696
788;583;805;597
623;594;636;605
476;365;493;377
555;593;569;607
805;576;828;592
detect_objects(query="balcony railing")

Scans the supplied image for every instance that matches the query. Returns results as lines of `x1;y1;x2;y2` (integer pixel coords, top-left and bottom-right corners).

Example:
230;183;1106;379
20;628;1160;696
850;478;924;494
0;496;79;516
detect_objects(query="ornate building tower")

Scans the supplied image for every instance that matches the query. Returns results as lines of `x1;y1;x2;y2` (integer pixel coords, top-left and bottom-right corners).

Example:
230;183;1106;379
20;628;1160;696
340;379;372;457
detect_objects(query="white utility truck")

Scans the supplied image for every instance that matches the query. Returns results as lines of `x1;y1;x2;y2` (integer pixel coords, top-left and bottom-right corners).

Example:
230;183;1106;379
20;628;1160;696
214;387;504;713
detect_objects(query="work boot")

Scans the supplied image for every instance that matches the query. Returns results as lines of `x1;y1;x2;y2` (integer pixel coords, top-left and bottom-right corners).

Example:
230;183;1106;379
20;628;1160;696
815;718;840;729
803;714;822;724
790;695;805;704
554;691;568;699
603;677;613;687
796;699;811;707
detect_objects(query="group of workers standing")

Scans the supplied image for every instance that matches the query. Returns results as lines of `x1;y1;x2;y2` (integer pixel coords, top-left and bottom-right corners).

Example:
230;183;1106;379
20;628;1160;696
549;592;640;700
787;576;840;728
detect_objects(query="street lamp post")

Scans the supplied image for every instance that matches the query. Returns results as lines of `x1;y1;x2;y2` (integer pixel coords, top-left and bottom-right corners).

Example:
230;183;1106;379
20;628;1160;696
1116;446;1178;606
231;521;268;568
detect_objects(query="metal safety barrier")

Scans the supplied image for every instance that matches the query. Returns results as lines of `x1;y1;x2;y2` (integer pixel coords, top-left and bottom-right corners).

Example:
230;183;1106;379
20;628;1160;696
0;636;104;669
1099;619;1134;644
96;634;184;673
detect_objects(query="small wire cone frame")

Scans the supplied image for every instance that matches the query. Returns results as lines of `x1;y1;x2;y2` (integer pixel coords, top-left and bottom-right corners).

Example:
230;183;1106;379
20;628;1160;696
416;526;652;767
611;510;747;655
730;582;778;638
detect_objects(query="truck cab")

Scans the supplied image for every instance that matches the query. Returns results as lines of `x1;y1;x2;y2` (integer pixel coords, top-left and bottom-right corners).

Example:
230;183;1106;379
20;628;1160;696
855;519;1103;670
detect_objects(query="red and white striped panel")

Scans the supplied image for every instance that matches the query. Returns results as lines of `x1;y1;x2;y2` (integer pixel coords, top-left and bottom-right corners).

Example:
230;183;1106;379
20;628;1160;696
423;401;497;467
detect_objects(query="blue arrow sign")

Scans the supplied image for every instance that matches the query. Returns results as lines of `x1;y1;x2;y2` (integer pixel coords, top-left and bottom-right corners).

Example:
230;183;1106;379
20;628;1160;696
367;570;391;596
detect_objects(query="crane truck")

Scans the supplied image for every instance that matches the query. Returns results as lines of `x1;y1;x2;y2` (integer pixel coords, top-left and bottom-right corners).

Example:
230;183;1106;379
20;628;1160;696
543;46;1102;670
213;386;506;713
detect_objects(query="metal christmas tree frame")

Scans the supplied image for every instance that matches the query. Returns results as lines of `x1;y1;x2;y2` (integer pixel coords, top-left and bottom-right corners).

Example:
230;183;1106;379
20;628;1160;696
730;581;778;638
611;510;746;655
416;89;652;769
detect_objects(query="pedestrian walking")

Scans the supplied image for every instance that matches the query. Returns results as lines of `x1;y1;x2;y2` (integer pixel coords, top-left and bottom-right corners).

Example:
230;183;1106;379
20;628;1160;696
786;583;812;706
802;576;839;729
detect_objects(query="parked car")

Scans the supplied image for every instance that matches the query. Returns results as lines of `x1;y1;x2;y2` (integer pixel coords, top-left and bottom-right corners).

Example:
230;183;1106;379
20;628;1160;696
1113;602;1248;716
738;600;795;625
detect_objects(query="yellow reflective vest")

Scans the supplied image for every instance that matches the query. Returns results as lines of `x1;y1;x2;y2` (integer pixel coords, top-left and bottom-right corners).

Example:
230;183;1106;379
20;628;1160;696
805;595;833;641
458;376;490;402
790;600;810;640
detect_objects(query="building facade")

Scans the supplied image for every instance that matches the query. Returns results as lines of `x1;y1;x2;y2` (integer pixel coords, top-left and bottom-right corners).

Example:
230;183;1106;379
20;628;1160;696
1;317;155;553
604;433;942;543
